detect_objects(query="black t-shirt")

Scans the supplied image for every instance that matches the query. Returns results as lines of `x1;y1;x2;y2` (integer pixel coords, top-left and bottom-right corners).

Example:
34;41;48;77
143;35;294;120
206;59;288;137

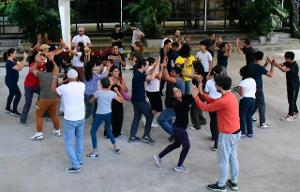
242;47;254;65
217;50;228;67
248;62;268;89
131;70;147;102
5;60;19;84
111;31;124;47
284;61;300;89
173;95;194;129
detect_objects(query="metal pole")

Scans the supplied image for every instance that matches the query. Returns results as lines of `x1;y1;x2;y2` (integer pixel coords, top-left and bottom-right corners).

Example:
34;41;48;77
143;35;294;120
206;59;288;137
121;0;123;28
204;0;207;31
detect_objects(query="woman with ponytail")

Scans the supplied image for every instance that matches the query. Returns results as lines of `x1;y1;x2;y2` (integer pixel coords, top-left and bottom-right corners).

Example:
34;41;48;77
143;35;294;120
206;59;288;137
4;48;27;115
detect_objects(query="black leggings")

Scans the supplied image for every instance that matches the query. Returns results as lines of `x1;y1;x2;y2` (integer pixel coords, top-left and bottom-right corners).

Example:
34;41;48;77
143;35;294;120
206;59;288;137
111;100;124;137
159;127;190;167
6;83;21;111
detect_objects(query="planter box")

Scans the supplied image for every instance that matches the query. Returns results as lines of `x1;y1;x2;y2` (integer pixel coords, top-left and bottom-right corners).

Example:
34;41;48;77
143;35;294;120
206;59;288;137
259;34;279;44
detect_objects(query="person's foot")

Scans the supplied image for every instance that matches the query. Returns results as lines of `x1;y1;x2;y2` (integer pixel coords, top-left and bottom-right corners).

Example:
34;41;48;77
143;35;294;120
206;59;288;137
241;134;247;139
207;183;227;192
10;110;21;116
142;136;155;144
65;167;80;173
30;132;44;140
151;122;159;128
173;165;190;173
260;122;271;128
153;154;162;168
5;108;12;113
293;112;299;118
114;148;121;154
227;180;238;191
252;117;257;122
168;135;174;142
128;136;140;143
280;115;294;121
86;152;99;159
211;147;217;151
52;129;62;137
246;134;254;138
189;126;200;130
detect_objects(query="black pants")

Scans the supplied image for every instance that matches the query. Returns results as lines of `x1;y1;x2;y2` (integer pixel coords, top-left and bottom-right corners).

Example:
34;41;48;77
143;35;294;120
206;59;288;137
253;88;266;125
287;87;299;116
5;83;21;112
111;100;124;137
190;101;206;129
159;80;166;94
159;127;190;167
209;112;218;148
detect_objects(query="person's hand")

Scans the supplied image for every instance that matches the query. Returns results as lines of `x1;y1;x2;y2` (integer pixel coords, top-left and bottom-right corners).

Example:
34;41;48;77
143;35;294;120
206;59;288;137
192;86;199;97
113;87;119;92
236;37;240;45
198;83;204;95
23;52;28;59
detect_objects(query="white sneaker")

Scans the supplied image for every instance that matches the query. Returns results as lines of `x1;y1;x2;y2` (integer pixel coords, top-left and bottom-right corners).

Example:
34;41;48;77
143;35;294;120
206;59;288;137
151;122;159;128
153;154;162;168
280;115;294;121
189;126;196;130
260;122;271;128
30;132;43;140
173;165;190;173
52;129;62;137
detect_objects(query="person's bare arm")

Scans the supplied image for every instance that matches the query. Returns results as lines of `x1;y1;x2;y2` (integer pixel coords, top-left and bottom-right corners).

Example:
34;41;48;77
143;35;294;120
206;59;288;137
224;43;232;57
89;96;96;103
13;52;27;71
236;37;244;55
146;58;160;81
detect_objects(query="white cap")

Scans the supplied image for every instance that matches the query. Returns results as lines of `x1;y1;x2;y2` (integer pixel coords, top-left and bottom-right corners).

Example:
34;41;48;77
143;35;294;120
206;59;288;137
67;69;78;79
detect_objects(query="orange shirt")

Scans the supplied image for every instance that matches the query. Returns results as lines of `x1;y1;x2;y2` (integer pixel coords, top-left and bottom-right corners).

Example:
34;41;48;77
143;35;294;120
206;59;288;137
194;91;240;134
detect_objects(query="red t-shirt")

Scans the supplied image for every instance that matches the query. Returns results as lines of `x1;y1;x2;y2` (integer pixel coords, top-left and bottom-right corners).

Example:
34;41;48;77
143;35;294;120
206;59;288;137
24;62;45;87
194;92;240;134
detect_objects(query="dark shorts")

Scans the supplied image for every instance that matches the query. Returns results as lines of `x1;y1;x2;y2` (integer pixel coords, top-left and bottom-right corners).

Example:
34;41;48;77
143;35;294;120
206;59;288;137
146;91;163;112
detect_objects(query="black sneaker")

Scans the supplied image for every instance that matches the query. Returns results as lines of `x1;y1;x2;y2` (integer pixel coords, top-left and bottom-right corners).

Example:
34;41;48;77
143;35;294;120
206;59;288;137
142;136;155;144
10;111;21;116
5;108;12;113
227;180;238;191
65;167;80;173
207;183;226;192
168;135;174;142
128;136;140;143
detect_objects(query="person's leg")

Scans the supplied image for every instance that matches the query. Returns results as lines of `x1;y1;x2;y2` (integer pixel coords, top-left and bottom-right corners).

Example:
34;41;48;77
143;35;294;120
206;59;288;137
112;101;123;137
12;84;21;112
287;88;294;116
239;98;247;135
130;102;142;138
5;84;15;110
75;119;85;165
184;81;191;95
293;87;299;113
103;113;116;145
256;89;266;125
141;101;154;137
217;133;231;187
190;102;201;129
157;108;175;135
20;87;36;123
63;119;80;169
247;98;255;135
35;99;49;132
158;128;181;158
47;99;60;130
229;133;241;184
90;114;103;149
84;94;93;119
175;128;190;167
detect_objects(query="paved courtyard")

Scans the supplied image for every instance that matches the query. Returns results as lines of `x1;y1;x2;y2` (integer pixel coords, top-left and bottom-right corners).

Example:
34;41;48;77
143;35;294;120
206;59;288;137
0;51;299;192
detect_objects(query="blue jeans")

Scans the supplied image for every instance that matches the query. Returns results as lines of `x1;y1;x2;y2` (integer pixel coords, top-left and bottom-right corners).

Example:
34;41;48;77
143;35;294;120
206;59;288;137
90;113;115;149
157;107;175;135
130;101;153;138
20;86;40;123
218;132;241;186
239;97;255;135
63;119;85;169
184;81;191;95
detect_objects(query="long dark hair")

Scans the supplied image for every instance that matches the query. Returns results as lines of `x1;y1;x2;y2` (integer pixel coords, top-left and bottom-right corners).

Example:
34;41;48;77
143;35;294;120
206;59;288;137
84;61;94;81
78;42;85;62
179;43;191;58
3;48;16;61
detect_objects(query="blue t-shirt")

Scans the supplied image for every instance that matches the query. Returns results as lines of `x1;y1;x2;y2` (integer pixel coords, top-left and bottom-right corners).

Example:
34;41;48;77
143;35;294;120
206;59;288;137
93;90;116;114
248;63;268;89
131;70;146;102
217;50;228;67
5;60;19;85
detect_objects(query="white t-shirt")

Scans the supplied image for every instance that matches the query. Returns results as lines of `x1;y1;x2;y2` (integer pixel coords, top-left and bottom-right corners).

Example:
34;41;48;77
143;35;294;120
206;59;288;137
196;51;212;72
145;65;160;92
161;38;173;48
72;52;84;67
131;29;143;46
93;90;117;114
239;78;256;99
72;35;91;47
56;82;85;121
205;79;222;99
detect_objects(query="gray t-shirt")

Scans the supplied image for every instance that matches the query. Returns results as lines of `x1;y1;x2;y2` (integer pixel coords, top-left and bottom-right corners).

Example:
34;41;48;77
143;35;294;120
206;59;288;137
93;90;116;114
37;72;58;99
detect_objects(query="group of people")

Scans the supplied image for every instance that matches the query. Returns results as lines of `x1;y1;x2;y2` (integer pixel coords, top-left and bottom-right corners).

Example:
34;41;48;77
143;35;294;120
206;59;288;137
3;24;299;192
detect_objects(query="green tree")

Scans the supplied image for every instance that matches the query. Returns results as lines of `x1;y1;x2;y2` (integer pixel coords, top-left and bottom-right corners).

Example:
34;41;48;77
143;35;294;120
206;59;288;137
125;0;172;38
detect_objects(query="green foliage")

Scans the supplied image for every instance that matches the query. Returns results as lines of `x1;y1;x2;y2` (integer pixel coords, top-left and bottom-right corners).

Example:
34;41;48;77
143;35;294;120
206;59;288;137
124;0;172;38
240;0;288;39
0;1;7;15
